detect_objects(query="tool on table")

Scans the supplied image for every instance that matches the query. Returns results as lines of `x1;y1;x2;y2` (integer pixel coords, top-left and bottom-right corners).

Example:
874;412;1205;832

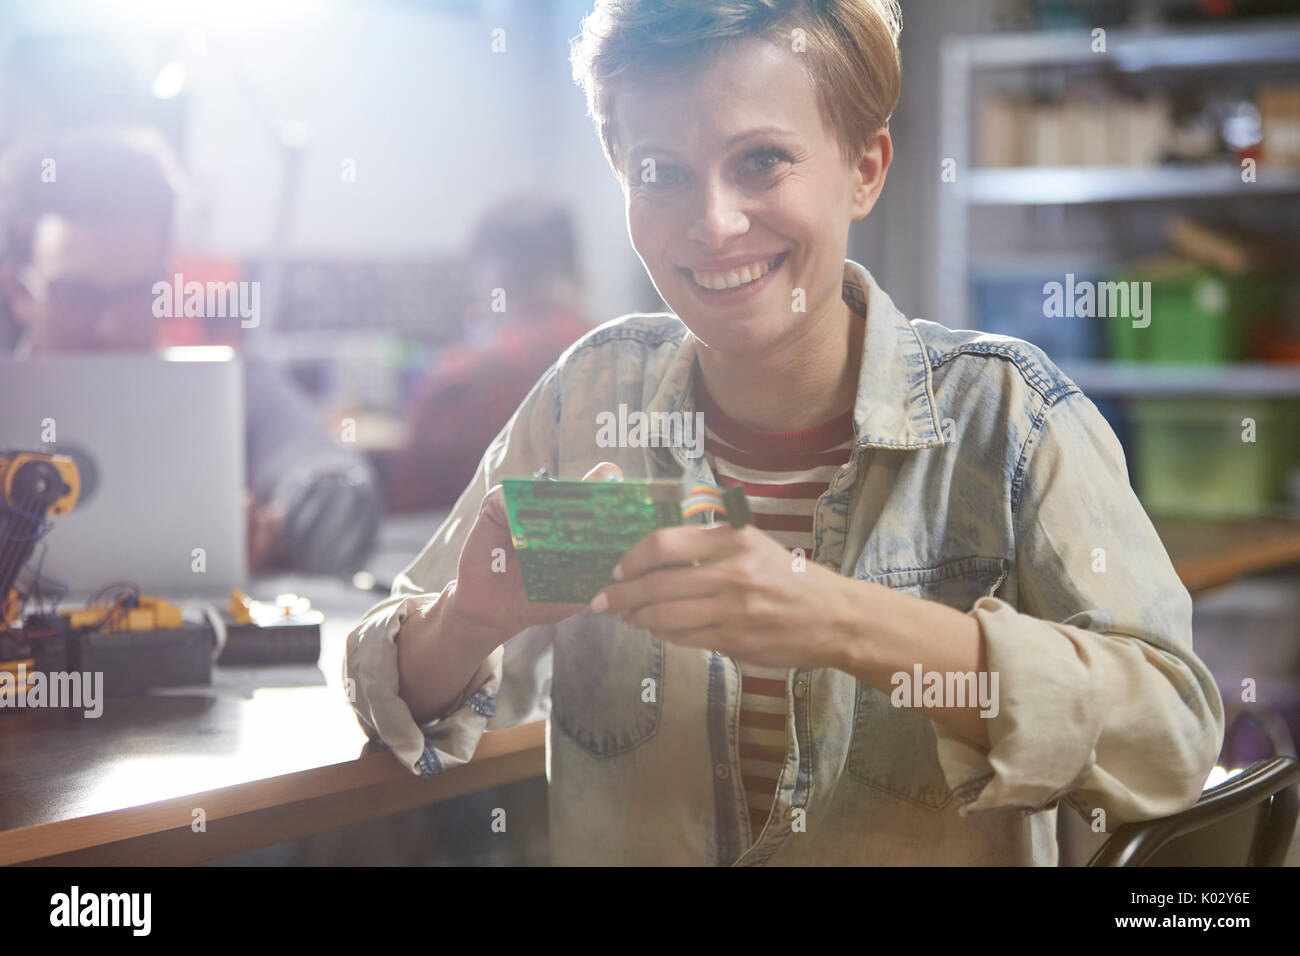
1;451;80;689
221;588;322;665
2;450;321;702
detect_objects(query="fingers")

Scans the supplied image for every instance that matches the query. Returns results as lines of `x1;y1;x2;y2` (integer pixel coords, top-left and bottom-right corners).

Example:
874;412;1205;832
531;599;592;626
480;484;509;529
613;523;741;581
618;594;729;633
593;562;725;613
582;461;623;481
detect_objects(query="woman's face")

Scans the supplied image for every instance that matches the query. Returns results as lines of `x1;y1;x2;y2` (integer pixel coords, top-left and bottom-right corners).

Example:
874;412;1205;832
614;36;888;357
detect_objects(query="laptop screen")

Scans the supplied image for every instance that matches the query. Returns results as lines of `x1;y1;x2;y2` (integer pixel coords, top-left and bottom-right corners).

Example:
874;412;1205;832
0;353;247;604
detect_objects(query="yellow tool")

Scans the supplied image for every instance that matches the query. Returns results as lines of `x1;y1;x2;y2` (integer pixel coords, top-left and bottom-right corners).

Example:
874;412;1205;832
62;594;183;632
228;588;253;626
1;451;80;627
0;451;80;688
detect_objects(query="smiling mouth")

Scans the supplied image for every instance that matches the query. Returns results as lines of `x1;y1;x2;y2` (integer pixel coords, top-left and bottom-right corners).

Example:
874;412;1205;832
682;252;788;291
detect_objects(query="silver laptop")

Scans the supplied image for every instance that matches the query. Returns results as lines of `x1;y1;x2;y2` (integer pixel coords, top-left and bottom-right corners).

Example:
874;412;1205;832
0;353;247;604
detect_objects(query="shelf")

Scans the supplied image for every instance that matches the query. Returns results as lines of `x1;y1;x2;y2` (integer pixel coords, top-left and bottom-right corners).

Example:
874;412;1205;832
1057;361;1300;397
936;15;1300;336
969;252;1125;274
946;17;1300;71
964;165;1300;205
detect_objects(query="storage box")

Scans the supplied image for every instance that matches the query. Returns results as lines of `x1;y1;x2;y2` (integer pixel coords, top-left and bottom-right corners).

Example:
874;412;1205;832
1108;262;1282;363
971;268;1105;360
1130;398;1300;517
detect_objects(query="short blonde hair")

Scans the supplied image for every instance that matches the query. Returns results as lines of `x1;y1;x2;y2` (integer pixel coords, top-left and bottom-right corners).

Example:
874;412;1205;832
570;0;902;179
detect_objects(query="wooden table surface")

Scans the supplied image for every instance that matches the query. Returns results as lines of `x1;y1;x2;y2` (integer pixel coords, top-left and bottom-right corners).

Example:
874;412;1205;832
1154;516;1300;595
3;514;1298;866
0;698;544;866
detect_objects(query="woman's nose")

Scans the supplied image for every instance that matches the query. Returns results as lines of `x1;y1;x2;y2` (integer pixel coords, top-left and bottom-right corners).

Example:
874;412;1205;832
684;177;749;248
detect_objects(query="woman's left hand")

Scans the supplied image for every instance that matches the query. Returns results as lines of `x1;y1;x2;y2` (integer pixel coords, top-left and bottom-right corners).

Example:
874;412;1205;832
588;523;863;671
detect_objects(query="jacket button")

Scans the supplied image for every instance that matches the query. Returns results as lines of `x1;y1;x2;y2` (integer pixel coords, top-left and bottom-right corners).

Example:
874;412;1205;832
714;764;730;780
793;680;807;699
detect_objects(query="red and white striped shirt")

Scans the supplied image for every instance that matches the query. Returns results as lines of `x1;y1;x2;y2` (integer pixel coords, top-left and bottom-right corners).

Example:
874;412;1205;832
694;378;856;842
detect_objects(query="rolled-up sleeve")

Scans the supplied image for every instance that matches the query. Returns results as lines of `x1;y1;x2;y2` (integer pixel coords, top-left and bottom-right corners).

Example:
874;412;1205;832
933;390;1226;824
343;361;564;776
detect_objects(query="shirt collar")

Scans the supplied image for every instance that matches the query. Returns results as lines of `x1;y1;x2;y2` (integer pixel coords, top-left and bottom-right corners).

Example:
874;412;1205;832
645;257;942;457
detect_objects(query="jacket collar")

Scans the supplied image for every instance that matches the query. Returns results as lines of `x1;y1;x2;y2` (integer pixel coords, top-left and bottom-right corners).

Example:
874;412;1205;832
644;258;943;462
845;259;944;450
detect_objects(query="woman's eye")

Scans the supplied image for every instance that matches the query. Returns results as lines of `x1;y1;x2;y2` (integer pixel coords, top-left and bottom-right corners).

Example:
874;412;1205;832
634;151;788;191
742;148;790;175
643;164;684;188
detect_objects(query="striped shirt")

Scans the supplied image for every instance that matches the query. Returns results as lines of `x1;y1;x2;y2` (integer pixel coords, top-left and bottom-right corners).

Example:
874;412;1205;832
694;377;856;842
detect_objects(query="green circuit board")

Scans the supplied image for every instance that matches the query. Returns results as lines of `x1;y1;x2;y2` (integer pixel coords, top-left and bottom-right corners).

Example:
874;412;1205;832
501;478;685;603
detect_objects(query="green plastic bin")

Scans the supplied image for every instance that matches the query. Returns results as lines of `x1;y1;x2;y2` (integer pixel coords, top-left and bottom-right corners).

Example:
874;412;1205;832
1108;262;1282;364
1130;398;1300;518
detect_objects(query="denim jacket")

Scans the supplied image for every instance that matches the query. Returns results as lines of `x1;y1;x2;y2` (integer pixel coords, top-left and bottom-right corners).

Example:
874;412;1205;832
344;258;1225;865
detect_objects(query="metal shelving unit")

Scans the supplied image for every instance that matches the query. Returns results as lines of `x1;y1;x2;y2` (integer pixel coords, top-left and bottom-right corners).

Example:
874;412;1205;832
937;17;1300;329
952;16;1300;71
965;164;1300;205
1057;361;1300;397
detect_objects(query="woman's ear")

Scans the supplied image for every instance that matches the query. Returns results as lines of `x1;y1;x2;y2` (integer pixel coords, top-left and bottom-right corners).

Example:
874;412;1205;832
849;127;893;222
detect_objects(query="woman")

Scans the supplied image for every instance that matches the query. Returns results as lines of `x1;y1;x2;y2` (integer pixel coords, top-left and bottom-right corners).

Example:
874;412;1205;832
346;0;1223;865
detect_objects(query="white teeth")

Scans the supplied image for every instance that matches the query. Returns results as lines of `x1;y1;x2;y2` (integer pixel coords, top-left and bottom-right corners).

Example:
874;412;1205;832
691;255;779;290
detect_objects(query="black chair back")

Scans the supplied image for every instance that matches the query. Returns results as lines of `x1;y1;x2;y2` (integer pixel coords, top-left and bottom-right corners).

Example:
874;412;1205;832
1088;756;1300;867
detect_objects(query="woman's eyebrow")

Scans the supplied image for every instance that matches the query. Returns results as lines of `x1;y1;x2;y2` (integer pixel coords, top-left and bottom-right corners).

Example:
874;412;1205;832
723;125;799;148
629;125;800;162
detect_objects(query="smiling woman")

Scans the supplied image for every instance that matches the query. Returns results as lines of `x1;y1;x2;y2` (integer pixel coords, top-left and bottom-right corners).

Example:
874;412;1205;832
345;0;1225;866
572;0;900;414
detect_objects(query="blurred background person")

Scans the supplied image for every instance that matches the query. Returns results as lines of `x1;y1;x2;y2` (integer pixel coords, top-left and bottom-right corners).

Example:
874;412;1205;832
384;197;594;512
0;125;382;576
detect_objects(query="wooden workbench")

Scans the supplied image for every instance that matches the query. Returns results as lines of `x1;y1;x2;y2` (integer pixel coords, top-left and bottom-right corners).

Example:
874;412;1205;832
3;515;1298;866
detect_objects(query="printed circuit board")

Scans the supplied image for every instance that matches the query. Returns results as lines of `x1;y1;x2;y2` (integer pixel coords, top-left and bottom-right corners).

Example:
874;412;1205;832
500;478;685;603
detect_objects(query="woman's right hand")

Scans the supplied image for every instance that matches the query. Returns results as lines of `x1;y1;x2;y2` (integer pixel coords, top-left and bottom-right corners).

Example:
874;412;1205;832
445;461;625;649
